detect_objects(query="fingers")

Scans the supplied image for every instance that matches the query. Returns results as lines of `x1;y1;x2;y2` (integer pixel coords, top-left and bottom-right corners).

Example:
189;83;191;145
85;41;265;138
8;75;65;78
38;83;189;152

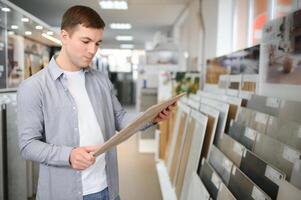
74;152;94;167
167;102;177;110
152;103;177;123
159;111;168;119
70;147;97;171
162;109;169;115
81;151;95;163
84;146;99;153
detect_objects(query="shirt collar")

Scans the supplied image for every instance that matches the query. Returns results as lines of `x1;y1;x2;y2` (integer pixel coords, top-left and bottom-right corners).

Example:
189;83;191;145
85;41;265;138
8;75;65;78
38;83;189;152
48;56;91;80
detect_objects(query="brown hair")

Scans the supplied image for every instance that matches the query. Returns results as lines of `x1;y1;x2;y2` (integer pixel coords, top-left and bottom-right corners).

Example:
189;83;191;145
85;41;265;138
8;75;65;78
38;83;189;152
61;5;105;33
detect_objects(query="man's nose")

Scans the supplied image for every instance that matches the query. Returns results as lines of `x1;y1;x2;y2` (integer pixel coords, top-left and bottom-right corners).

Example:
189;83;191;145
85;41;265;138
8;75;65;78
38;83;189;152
88;43;98;55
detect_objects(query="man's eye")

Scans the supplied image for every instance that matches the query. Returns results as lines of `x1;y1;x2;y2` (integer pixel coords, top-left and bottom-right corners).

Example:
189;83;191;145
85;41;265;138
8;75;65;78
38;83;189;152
96;43;100;46
82;41;89;44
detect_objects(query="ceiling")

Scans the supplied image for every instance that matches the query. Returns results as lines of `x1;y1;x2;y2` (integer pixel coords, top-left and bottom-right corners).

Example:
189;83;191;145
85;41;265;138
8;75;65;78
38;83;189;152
8;0;191;49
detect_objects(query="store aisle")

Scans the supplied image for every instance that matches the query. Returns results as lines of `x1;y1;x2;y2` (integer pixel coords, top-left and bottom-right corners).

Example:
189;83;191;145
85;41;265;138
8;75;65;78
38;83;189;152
117;107;162;200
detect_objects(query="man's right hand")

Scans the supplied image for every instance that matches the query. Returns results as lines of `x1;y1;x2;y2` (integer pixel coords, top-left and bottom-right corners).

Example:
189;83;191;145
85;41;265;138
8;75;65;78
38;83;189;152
69;146;98;170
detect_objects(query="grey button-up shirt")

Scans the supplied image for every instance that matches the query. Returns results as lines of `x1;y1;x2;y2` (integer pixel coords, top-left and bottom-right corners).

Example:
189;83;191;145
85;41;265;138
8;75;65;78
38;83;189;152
17;57;150;200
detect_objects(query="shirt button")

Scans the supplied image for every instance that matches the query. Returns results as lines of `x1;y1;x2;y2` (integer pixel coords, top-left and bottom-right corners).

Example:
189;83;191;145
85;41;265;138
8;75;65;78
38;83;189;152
73;106;76;110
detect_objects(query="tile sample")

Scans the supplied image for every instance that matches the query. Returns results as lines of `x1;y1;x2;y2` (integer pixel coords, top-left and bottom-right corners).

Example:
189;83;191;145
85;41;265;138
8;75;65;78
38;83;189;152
199;159;222;199
247;95;281;116
229;122;257;150
208;145;233;185
217;182;237;200
228;166;272;200
200;97;229;145
166;103;190;173
266;116;301;151
197;91;242;133
279;100;301;123
186;172;211;200
277;179;301;200
290;160;301;190
240;149;285;199
199;104;219;159
235;107;254;128
180;111;208;200
250;111;270;133
254;133;301;181
217;134;245;167
175;116;196;197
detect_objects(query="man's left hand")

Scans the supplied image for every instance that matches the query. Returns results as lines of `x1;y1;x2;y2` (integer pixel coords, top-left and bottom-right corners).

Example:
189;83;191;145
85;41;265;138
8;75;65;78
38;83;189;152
152;102;177;124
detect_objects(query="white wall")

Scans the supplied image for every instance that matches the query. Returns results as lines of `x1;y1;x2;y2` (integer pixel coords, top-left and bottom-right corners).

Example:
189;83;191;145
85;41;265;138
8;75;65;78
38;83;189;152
216;0;234;56
201;0;218;60
200;0;234;86
172;0;203;71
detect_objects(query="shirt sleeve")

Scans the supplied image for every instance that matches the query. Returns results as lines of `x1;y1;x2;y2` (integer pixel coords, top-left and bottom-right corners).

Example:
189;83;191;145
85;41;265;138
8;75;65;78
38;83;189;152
17;80;73;167
107;78;155;132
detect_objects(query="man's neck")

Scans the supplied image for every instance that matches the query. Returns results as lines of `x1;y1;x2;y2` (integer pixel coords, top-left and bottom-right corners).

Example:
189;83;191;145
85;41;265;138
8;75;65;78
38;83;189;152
56;50;81;72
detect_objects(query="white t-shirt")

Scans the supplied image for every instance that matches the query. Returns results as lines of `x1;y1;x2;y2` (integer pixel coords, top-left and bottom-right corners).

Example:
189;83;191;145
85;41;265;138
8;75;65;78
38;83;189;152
63;70;107;195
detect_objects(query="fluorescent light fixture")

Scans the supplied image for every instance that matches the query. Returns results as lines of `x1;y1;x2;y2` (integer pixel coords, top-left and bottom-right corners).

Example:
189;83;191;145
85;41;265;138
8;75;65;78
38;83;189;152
110;23;131;30
35;25;43;30
21;17;29;22
99;1;128;10
120;44;134;49
11;25;18;30
47;31;54;36
116;35;133;41
1;7;11;12
42;33;61;45
25;31;32;35
8;31;14;35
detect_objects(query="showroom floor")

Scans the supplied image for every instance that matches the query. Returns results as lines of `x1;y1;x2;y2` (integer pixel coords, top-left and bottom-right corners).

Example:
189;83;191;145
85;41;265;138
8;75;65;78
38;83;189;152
117;107;162;200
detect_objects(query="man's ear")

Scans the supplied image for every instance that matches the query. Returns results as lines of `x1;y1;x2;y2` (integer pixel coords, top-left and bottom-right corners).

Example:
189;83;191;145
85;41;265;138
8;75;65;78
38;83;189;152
60;29;69;45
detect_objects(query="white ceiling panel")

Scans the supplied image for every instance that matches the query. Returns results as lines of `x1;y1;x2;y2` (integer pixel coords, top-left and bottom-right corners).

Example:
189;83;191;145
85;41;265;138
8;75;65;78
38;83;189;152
8;0;190;48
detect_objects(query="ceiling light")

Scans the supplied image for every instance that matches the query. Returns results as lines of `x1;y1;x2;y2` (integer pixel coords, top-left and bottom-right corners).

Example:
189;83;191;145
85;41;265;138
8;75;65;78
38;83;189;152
35;25;43;30
25;31;32;35
21;17;29;22
99;1;128;10
42;33;61;45
116;35;133;41
8;31;14;35
47;31;54;36
120;44;134;49
110;23;132;30
1;7;11;12
11;25;18;30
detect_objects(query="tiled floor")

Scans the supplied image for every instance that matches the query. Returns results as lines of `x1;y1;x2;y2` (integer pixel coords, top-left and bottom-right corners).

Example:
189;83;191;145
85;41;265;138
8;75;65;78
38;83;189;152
117;107;162;200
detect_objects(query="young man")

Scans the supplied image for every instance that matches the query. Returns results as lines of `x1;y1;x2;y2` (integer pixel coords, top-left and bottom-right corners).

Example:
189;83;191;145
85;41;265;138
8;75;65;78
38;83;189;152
17;5;174;200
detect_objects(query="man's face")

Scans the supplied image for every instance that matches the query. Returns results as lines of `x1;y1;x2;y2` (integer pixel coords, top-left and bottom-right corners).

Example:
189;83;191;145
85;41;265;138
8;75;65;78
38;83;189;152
61;24;103;69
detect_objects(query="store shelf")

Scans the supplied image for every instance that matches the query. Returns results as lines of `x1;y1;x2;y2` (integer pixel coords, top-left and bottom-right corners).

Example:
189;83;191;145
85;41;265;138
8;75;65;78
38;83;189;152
156;160;177;200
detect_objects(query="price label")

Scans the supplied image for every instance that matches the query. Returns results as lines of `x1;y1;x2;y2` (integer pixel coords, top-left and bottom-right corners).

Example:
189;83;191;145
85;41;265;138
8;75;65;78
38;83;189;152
266;97;280;108
232;166;236;175
283;146;300;163
245;128;256;141
233;142;244;156
243;149;247;158
211;173;221;189
252;186;267;200
265;165;283;185
255;112;268;124
223;159;232;173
